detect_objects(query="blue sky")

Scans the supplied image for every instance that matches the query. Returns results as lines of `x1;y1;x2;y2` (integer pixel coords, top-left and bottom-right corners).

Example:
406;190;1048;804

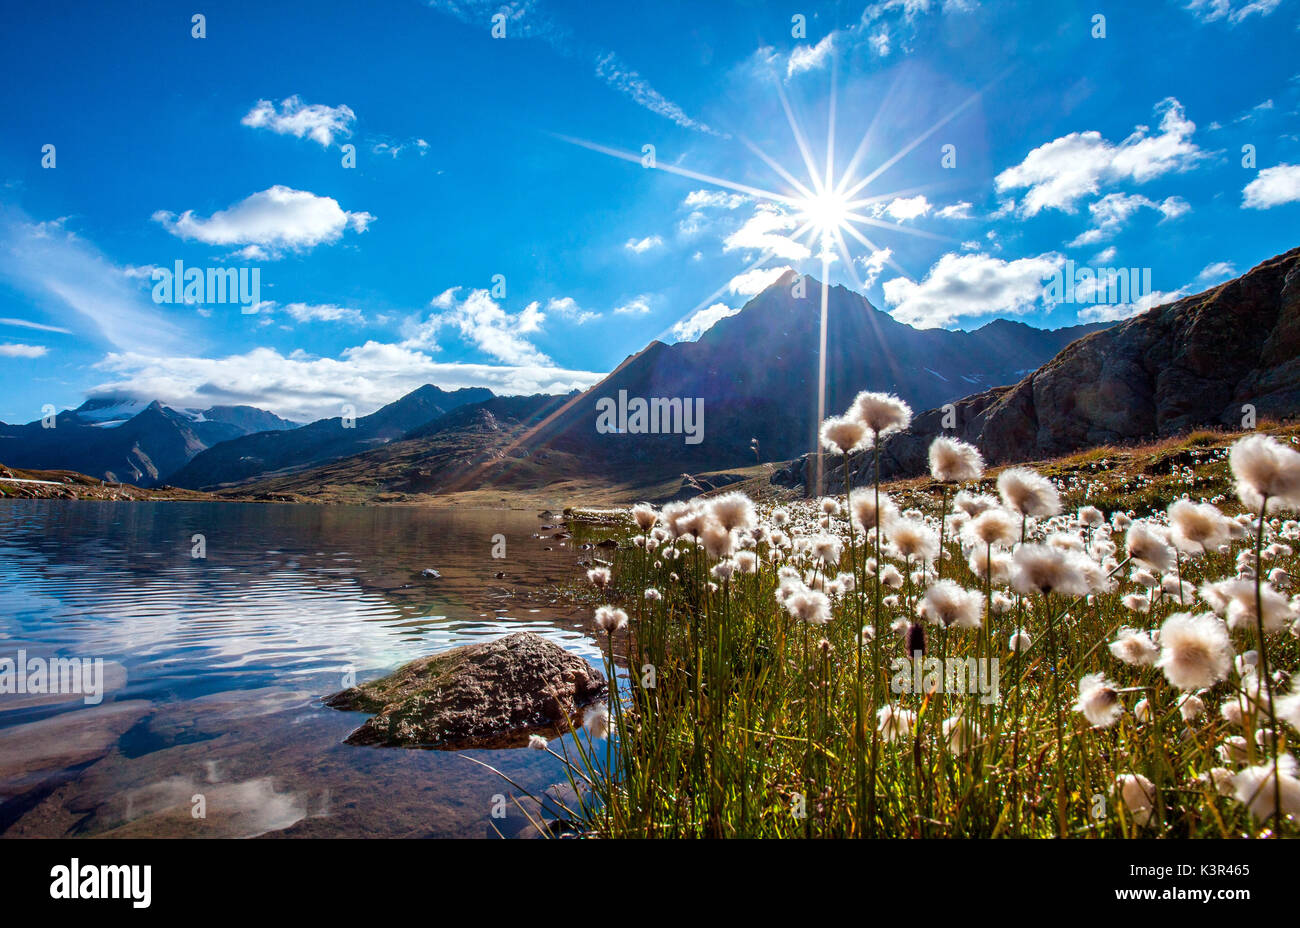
1;0;1297;423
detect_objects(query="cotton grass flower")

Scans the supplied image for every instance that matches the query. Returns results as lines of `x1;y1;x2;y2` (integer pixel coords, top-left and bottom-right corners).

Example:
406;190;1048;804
1155;612;1233;690
528;734;549;750
1075;672;1124;728
644;587;662;602
962;507;1019;548
1168;499;1229;555
967;547;1011;584
1201;767;1236;796
819;415;869;455
587;567;612;588
1231;755;1300;820
784;588;832;625
877;704;916;742
631;503;658;531
916;579;984;629
928;437;984;483
886;518;939;563
1200;578;1296;633
594;606;628;633
1125;520;1175;573
997;467;1061;519
1077;506;1105;528
849;391;911;437
848;488;897;534
709;492;756;533
954;491;998;517
1122;592;1151;614
1010;544;1092;597
943;714;980;754
1230;433;1300;512
586;704;610;740
1178;693;1206;723
1109;627;1159;666
1009;628;1032;652
1116;773;1157;826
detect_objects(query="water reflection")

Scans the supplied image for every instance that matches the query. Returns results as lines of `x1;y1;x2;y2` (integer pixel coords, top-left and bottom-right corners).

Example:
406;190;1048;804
0;500;606;838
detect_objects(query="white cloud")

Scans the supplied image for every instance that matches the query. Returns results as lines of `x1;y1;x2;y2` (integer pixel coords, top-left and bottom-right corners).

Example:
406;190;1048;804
153;186;374;257
856;247;893;289
723;205;811;262
1243;163;1300;208
241;96;356;147
1092;246;1118;264
408;288;548;365
1067;193;1190;246
372;138;430;158
1077;289;1182;323
624;235;664;254
613;296;652;315
282;302;367;325
728;266;791;296
0;343;47;358
995;98;1205;216
92;345;603;423
670;303;740;341
547;296;600;325
788;33;836;77
1183;0;1281;24
684;189;748;210
881;251;1063;328
1195;261;1237;284
935;201;973;219
877;194;932;221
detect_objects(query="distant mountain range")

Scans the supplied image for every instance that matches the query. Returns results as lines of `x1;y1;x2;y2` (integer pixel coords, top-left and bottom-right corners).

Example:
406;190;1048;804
10;247;1297;501
0;398;298;485
504;270;1108;479
194;274;1111;499
167;384;493;488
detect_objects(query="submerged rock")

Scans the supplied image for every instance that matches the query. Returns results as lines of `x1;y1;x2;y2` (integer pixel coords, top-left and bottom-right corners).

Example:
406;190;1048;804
420;568;441;579
324;631;606;749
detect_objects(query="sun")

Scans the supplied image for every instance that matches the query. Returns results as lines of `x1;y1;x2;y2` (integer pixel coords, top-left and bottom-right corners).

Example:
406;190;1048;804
795;188;854;262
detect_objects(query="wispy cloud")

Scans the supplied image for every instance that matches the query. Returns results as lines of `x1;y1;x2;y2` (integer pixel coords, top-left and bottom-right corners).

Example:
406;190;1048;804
624;235;664;254
1183;0;1282;25
0;317;73;335
0;206;188;353
426;0;720;134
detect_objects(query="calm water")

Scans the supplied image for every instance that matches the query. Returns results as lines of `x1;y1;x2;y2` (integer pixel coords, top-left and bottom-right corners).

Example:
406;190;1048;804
0;500;609;838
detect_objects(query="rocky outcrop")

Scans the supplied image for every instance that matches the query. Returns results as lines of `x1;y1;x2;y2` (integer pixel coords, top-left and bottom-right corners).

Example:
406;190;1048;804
325;631;606;749
777;246;1300;489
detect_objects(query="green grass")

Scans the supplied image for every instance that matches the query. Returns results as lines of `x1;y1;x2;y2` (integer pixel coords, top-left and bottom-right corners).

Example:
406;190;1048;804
547;426;1300;838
